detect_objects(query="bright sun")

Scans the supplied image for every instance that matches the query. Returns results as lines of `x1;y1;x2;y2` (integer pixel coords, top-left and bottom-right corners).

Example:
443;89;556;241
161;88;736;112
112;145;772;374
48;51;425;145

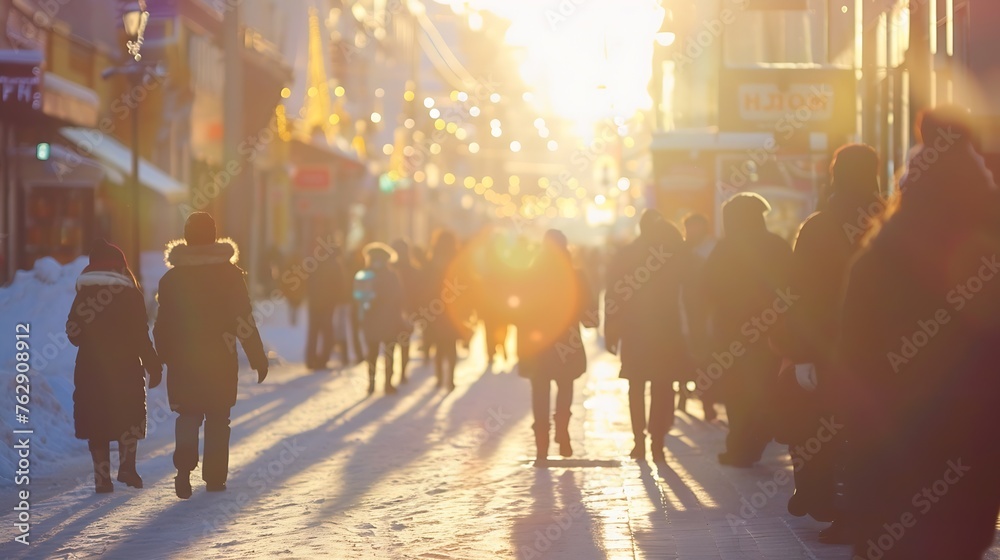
472;0;664;131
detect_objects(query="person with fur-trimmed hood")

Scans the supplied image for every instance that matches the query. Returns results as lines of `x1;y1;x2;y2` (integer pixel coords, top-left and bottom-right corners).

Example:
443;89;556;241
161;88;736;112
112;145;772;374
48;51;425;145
353;242;405;395
67;239;161;493
154;212;268;499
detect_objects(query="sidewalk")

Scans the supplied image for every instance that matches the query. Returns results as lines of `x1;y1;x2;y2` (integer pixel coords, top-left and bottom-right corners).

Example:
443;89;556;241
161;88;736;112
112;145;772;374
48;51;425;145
3;326;998;559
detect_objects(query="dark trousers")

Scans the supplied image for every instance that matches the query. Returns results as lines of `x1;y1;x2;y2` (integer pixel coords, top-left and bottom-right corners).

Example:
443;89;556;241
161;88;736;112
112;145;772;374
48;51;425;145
367;339;397;385
306;305;334;368
434;341;457;386
174;407;232;484
628;379;674;443
530;376;573;434
723;371;772;462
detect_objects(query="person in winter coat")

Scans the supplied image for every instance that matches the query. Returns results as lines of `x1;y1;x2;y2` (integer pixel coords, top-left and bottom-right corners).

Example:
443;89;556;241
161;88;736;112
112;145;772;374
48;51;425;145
354;243;405;395
305;236;345;370
154;212;269;499
701;193;793;467
390;239;422;383
837;107;1000;560
66;239;161;493
518;230;597;463
422;229;471;390
681;213;718;420
280;251;306;326
769;144;883;542
605;210;692;462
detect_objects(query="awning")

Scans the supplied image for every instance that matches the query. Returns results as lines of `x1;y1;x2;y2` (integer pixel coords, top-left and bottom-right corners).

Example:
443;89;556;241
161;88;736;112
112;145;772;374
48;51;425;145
60;127;187;203
43;73;99;128
12;143;108;188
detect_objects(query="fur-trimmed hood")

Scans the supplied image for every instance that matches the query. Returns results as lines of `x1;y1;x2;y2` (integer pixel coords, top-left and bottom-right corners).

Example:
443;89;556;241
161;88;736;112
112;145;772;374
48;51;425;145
76;271;137;291
164;238;240;268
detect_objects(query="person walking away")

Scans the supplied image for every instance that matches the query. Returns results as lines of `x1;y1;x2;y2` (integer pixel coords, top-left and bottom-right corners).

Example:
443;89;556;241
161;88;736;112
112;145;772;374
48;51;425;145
353;243;405;395
701;193;792;467
305;236;345;370
680;213;718;420
769;144;882;542
67;239;162;492
604;210;692;462
280;250;306;326
837;106;1000;559
390;239;422;383
518;230;598;463
154;212;269;499
422;230;465;390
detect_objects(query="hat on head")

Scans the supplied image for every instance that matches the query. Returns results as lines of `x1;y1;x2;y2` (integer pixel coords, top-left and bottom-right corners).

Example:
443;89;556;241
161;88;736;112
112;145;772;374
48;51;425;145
88;238;128;271
184;212;217;246
363;242;397;264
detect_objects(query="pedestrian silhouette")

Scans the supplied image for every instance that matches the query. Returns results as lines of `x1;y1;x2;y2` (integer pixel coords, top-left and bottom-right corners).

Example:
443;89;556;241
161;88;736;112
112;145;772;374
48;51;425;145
154;212;269;499
702;193;792;467
67;239;161;493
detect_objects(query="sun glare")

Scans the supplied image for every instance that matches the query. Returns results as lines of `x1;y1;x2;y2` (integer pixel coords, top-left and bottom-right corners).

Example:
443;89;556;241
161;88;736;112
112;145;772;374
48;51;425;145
479;0;661;130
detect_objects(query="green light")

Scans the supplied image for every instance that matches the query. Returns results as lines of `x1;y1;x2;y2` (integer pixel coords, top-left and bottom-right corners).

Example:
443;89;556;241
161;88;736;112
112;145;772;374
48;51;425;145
36;143;50;161
379;173;396;193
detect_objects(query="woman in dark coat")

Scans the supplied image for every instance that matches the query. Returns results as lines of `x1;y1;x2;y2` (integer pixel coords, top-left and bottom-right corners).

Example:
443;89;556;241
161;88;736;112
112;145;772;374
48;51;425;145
701;193;793;467
390;239;422;383
422;229;469;390
769;144;883;541
837;108;1000;560
518;230;597;462
67;239;161;492
604;210;692;462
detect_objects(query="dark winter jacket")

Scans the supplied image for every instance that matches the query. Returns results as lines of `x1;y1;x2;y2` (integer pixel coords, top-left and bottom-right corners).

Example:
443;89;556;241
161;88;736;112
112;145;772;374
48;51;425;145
605;227;692;382
154;239;268;412
392;258;423;333
516;252;595;381
67;271;158;441
354;264;405;343
838;142;1000;560
702;209;793;356
422;256;473;346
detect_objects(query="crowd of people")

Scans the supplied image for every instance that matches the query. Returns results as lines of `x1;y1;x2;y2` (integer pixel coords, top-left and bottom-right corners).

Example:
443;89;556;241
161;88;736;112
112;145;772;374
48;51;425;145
63;105;1000;558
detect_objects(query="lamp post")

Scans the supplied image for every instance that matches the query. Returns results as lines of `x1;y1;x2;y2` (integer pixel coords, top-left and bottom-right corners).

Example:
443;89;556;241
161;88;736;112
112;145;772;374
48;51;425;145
122;1;148;281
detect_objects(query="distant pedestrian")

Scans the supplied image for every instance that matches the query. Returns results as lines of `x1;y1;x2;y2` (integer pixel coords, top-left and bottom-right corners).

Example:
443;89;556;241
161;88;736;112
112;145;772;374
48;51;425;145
305;234;345;370
391;239;423;383
154;212;269;499
281;251;306;326
702;193;792;467
605;210;692;462
422;229;465;390
681;213;717;420
518;230;597;463
67;239;161;493
353;242;405;395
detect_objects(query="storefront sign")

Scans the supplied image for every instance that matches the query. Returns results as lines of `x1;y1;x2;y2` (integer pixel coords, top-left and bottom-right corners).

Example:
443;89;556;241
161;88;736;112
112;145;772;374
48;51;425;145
0;50;43;119
719;67;856;137
292;165;333;191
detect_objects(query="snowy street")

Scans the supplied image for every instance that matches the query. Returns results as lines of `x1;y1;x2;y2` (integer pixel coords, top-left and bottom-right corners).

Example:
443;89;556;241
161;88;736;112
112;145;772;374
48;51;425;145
1;309;885;560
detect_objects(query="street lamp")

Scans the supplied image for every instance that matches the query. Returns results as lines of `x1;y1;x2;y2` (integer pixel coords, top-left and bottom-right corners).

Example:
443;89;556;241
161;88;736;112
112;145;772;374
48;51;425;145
118;1;149;281
123;1;150;61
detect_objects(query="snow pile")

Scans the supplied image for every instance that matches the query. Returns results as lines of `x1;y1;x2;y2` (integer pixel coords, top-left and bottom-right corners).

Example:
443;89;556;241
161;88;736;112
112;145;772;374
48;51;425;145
0;257;88;483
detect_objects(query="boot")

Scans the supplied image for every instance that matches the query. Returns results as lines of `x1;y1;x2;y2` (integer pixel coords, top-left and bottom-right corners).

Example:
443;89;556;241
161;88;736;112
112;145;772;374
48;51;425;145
89;440;113;493
629;434;646;460
116;438;143;488
534;430;550;465
650;433;666;463
553;413;572;457
175;470;192;499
